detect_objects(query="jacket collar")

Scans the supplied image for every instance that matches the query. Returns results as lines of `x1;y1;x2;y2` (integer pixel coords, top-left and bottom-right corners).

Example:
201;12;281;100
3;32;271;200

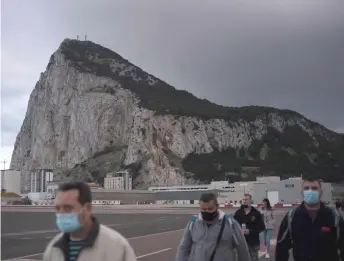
240;205;258;213
298;201;327;214
198;209;226;220
54;216;100;253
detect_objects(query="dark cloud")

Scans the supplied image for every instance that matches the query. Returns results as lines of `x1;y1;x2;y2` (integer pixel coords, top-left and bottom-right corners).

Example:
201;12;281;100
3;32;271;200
1;0;344;161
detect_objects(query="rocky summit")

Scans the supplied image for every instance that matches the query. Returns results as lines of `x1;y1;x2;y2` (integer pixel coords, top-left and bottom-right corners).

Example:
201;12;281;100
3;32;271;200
10;39;344;187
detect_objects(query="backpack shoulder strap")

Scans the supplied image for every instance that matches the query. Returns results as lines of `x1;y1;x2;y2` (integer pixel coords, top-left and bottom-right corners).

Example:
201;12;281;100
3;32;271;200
287;207;298;236
224;214;239;248
278;206;298;243
188;215;198;231
225;214;234;228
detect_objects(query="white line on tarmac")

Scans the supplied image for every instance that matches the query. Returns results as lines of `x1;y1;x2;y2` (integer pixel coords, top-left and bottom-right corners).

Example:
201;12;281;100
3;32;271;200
2;229;59;237
137;248;172;259
2;224;121;237
2;229;184;261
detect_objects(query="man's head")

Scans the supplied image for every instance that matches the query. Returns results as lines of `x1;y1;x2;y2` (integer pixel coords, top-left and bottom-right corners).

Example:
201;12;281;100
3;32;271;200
302;179;322;206
242;194;252;208
55;181;92;233
199;192;219;222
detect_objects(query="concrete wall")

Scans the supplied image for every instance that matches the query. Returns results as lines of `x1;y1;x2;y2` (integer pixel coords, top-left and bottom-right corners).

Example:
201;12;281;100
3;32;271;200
154;189;233;202
155;190;207;201
332;183;344;198
92;190;156;204
253;179;333;204
217;191;245;204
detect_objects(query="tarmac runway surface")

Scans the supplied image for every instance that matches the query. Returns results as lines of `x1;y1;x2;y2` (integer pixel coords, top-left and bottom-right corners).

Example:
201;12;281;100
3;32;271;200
1;207;289;261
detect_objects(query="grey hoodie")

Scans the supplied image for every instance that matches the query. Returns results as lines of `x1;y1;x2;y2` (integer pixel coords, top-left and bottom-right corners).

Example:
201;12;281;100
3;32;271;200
175;210;251;261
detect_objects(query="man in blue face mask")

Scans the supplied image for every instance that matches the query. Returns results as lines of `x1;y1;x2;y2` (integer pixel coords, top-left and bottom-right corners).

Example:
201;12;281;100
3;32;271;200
43;181;137;261
275;178;344;261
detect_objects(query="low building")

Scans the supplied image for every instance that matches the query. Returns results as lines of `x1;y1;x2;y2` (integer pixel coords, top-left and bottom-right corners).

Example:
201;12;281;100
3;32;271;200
104;171;132;190
87;182;102;189
1;169;21;194
253;178;333;205
148;181;232;192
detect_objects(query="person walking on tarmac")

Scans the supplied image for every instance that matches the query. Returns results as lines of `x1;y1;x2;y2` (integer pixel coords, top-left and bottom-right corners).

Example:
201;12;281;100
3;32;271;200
275;178;344;261
259;198;276;259
43;181;137;261
233;193;265;261
335;199;344;219
176;192;251;261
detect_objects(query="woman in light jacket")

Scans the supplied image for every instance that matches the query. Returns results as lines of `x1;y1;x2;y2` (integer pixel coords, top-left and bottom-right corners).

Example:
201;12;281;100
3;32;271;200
259;198;275;259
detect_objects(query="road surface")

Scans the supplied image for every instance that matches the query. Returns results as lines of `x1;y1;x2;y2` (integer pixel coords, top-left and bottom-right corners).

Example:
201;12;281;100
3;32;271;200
1;208;288;261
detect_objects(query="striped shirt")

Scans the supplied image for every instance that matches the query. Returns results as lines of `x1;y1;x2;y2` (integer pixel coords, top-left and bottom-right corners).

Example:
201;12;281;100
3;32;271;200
68;239;85;261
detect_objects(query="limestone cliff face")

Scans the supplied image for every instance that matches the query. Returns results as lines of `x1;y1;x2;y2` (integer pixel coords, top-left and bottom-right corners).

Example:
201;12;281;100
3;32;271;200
10;39;344;186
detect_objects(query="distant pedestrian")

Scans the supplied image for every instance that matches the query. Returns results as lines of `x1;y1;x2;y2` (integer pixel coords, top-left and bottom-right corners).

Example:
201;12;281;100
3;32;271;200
259;198;275;259
176;192;251;261
335;200;344;219
275;178;344;261
43;181;137;261
233;193;265;261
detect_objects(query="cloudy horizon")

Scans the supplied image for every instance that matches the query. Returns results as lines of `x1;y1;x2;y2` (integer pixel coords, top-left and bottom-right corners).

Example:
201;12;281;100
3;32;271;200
1;0;344;169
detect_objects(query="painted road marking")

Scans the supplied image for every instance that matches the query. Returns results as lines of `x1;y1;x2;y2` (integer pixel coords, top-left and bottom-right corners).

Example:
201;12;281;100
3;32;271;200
2;223;121;237
2;229;59;237
137;248;172;259
3;229;184;261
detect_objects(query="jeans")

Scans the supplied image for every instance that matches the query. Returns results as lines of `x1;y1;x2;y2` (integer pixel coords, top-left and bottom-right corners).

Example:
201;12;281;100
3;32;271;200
248;245;260;261
263;229;273;254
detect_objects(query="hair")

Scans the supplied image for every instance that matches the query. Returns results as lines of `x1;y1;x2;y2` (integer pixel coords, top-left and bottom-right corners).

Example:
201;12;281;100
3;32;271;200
200;192;218;205
58;181;92;205
263;198;272;210
244;193;252;199
302;178;322;188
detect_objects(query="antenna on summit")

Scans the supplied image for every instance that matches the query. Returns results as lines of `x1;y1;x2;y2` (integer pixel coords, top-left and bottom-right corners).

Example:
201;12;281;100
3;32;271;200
85;35;87;41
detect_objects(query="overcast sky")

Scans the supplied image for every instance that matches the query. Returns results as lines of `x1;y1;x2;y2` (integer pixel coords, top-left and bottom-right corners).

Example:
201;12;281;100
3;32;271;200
1;0;344;169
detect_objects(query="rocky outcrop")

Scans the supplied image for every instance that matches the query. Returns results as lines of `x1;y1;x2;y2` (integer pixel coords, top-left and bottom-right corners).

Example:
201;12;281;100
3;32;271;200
10;39;344;186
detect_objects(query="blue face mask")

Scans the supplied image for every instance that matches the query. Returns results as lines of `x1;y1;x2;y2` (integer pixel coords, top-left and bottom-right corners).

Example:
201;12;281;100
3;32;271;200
56;213;82;233
303;190;320;204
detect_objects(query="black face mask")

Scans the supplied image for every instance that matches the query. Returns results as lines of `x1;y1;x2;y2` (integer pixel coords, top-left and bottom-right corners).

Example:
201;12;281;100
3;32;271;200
242;204;249;208
201;211;218;222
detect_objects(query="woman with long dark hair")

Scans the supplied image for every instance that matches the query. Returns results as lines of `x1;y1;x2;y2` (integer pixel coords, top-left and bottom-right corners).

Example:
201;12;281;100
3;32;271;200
259;198;275;259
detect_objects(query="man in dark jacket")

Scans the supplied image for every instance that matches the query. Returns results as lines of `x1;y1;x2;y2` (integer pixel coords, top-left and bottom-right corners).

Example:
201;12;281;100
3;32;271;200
275;178;344;261
234;193;265;261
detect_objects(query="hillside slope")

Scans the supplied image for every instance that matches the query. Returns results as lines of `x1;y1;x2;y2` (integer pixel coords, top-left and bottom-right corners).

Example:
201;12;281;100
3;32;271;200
10;39;344;188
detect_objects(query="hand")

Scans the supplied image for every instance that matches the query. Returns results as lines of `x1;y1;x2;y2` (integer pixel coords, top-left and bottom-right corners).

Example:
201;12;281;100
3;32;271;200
242;229;249;235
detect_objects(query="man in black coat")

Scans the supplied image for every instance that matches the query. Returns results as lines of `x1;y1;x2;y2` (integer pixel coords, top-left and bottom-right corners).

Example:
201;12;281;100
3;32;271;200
233;193;265;261
275;178;344;261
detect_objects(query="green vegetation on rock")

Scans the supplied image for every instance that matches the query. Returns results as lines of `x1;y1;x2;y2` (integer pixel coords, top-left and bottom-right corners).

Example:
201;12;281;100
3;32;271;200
182;126;344;183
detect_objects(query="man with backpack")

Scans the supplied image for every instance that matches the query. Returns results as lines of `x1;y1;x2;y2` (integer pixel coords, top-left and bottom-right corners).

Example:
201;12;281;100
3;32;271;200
175;192;251;261
275;178;344;261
